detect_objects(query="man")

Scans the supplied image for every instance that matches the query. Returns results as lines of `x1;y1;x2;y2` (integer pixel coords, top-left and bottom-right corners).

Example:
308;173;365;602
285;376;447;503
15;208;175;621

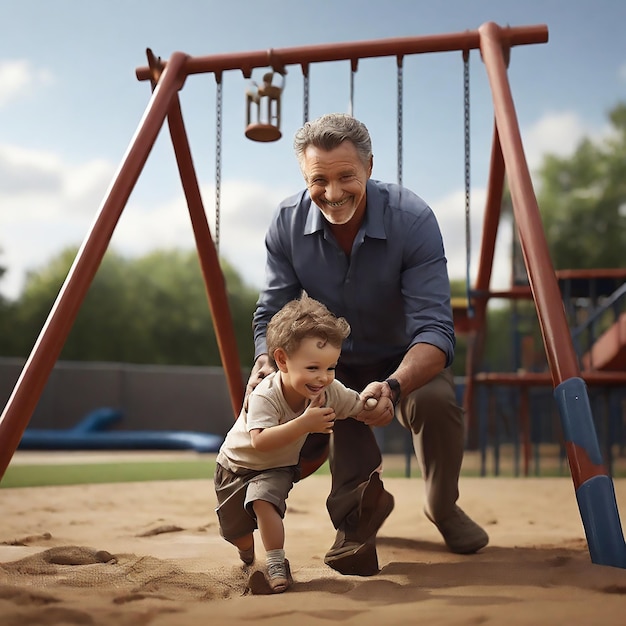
247;113;488;577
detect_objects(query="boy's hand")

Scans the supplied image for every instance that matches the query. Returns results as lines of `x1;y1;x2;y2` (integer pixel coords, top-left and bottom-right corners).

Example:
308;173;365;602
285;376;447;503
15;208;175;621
300;394;336;434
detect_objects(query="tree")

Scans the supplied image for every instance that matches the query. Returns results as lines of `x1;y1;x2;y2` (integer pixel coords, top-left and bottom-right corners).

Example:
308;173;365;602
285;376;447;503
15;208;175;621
474;103;626;376
4;247;259;367
536;102;626;269
0;249;15;354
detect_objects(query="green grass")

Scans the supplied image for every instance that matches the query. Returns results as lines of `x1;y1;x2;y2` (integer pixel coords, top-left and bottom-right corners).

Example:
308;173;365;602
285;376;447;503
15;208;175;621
3;456;623;488
0;460;218;488
1;459;427;488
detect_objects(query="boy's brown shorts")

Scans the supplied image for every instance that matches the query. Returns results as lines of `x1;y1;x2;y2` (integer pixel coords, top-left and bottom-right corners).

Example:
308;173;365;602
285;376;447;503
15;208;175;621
214;463;298;542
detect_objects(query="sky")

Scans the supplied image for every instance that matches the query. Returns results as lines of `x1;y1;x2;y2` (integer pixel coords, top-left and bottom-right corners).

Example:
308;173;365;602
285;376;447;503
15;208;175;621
0;0;625;301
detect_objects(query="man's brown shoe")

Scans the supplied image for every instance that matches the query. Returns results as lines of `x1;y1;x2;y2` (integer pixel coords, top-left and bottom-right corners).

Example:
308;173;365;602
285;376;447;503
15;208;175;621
425;505;489;554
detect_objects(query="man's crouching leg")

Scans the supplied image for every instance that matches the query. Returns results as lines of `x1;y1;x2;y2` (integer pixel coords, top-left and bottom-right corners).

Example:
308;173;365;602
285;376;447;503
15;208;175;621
324;471;394;576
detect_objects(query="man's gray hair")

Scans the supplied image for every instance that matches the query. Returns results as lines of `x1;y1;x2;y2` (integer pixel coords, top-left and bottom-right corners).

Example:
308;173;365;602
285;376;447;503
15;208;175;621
293;113;372;169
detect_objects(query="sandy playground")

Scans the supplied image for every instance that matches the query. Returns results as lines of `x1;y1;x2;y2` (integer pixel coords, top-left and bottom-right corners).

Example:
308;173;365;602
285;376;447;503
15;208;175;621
1;454;626;625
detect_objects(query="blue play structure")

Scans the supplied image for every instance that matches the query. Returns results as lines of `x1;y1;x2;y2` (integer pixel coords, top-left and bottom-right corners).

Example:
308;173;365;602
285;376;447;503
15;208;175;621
18;407;223;453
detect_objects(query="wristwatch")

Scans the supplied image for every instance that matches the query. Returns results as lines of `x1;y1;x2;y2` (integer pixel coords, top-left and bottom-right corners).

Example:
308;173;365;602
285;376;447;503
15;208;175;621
384;378;401;407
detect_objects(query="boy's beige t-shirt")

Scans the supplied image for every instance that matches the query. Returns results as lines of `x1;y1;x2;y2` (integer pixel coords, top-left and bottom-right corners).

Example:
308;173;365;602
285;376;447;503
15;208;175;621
216;371;363;472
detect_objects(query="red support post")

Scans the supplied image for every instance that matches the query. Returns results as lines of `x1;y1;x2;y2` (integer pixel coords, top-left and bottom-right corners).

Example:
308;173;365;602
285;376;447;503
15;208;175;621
479;21;626;569
479;22;579;385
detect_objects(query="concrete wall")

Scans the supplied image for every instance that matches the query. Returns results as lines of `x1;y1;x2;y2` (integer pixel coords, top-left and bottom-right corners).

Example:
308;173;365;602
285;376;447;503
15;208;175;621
0;358;242;437
1;358;461;454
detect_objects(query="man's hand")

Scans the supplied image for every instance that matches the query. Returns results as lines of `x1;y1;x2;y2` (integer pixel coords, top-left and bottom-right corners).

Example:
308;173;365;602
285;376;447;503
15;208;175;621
356;381;396;427
244;354;276;409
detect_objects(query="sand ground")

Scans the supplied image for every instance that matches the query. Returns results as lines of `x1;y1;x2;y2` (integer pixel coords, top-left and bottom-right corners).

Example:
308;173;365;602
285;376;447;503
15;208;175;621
2;452;626;625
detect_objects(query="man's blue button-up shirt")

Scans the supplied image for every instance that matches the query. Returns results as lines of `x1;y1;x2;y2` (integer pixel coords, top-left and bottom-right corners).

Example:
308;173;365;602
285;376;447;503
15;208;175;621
253;179;455;368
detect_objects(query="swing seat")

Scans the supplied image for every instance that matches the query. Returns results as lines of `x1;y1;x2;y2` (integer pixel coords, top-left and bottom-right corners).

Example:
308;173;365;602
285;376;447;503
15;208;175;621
245;123;281;142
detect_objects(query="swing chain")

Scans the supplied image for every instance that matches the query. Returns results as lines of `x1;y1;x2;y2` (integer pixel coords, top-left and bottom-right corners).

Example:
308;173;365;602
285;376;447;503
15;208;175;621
463;50;473;317
215;74;223;252
349;58;358;117
302;64;310;124
396;55;404;187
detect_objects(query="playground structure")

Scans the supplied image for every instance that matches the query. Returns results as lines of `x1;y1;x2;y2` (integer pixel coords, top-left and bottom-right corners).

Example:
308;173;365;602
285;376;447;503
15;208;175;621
466;268;626;479
18;407;223;453
0;22;625;569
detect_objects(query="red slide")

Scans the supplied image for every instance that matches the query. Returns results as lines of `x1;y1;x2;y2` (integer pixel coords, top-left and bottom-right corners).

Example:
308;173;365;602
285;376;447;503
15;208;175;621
582;313;626;371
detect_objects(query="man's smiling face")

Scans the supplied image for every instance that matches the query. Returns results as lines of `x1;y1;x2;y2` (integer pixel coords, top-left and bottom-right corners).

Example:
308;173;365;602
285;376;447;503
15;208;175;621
301;141;372;225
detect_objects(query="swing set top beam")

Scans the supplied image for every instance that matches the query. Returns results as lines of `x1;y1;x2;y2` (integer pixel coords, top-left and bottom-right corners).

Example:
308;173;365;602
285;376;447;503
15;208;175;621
135;22;548;81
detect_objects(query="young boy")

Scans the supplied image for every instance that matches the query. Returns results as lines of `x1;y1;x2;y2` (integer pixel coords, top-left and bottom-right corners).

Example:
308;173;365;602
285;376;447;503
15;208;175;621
214;295;369;593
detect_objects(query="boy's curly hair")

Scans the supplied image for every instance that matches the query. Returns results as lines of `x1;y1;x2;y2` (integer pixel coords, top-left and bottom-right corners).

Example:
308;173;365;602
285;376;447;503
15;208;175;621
266;294;351;363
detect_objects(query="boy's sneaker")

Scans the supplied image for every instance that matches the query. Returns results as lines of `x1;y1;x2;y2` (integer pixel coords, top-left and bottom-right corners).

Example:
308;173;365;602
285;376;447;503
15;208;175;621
267;560;290;593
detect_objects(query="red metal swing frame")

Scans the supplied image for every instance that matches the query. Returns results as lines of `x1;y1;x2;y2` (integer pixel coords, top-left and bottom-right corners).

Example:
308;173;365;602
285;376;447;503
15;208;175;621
2;21;624;567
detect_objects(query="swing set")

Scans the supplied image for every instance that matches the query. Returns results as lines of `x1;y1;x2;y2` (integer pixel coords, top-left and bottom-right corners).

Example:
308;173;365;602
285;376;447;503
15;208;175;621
1;21;626;570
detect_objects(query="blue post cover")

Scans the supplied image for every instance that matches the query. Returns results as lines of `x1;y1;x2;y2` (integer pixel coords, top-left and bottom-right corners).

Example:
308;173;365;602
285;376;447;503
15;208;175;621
554;377;626;569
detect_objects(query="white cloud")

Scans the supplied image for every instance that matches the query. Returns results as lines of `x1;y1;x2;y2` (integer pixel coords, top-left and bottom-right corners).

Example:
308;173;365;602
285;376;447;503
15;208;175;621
522;110;587;170
0;145;115;299
0;60;53;107
0;137;515;305
434;110;595;296
0;108;601;304
435;112;597;296
0;146;290;300
0;144;62;195
106;179;290;291
435;109;611;299
435;187;512;293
